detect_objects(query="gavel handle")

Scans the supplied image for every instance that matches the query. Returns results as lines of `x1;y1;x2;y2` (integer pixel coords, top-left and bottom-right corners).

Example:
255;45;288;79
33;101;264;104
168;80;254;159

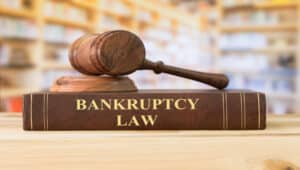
141;60;229;89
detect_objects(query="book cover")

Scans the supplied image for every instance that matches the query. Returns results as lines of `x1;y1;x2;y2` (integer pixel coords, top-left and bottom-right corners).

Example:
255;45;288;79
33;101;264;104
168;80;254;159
23;90;266;130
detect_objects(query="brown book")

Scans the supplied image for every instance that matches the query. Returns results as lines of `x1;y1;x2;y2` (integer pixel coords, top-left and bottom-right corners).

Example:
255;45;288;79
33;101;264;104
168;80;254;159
23;90;266;130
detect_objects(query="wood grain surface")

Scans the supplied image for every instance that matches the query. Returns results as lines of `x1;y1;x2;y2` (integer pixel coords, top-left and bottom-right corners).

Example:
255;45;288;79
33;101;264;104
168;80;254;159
0;113;300;170
69;30;145;76
50;76;137;92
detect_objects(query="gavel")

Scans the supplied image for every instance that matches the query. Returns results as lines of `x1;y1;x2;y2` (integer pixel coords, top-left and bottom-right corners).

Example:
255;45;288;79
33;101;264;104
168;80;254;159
69;30;229;89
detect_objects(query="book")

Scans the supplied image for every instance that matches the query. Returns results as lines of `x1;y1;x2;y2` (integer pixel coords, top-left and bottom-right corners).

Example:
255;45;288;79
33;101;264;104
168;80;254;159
23;90;266;130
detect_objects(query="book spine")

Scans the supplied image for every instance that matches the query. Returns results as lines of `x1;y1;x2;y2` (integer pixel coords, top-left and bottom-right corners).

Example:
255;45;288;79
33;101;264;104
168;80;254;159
23;92;266;130
23;94;30;130
23;93;49;130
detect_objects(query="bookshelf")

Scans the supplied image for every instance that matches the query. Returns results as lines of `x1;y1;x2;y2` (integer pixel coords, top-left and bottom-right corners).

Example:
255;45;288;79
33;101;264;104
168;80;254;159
215;0;300;114
45;17;91;30
0;0;202;112
0;6;33;19
221;24;297;32
1;0;299;114
223;1;298;11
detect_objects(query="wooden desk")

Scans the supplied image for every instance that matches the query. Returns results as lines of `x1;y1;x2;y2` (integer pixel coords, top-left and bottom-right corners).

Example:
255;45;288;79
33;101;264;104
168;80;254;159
0;112;299;170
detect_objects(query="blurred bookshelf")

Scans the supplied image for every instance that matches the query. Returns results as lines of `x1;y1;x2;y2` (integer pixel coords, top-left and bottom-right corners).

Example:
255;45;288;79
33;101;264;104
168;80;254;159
0;0;204;112
0;0;299;115
215;0;300;114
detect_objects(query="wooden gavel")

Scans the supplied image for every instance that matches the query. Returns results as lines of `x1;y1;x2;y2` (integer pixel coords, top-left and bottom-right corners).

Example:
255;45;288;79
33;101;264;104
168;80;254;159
69;30;229;89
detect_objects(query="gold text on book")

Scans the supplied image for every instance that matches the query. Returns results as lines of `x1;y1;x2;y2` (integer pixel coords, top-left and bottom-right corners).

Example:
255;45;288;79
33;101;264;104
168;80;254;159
117;114;158;127
76;98;200;111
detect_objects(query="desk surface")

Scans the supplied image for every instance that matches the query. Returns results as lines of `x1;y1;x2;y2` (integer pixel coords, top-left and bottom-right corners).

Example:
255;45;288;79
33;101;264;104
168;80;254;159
0;112;300;170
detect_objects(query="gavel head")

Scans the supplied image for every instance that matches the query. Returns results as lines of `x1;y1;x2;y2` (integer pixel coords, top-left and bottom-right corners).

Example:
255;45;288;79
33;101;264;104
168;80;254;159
69;30;146;76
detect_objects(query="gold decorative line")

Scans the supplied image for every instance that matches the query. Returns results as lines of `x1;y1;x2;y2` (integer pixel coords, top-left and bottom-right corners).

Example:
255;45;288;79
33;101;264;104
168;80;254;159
30;94;33;130
222;93;225;129
46;93;49;130
225;93;228;129
240;93;243;129
243;93;247;129
257;93;261;129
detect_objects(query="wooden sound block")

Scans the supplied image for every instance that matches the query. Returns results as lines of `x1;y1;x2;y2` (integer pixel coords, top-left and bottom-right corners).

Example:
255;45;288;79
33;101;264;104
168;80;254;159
50;76;137;92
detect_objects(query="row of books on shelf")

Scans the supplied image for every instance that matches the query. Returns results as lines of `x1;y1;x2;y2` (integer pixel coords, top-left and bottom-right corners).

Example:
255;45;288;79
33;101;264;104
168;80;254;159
44;0;88;23
0;69;40;88
0;17;37;39
99;15;131;30
136;10;154;23
0;43;33;68
0;0;28;10
101;0;132;16
217;53;295;72
223;9;296;26
44;24;86;44
1;0;199;32
44;0;157;24
0;42;73;69
217;54;269;72
145;27;212;45
45;47;69;64
220;33;295;50
100;17;178;32
141;28;213;68
223;0;294;7
0;17;184;44
0;18;85;43
227;70;296;91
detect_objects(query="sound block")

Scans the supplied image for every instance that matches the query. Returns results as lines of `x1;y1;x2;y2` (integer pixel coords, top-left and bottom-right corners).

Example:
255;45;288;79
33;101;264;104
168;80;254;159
50;76;137;92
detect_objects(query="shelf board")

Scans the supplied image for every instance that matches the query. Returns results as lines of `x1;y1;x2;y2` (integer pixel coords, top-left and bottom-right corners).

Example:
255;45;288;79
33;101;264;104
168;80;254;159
223;2;298;11
68;0;98;10
0;65;35;70
221;24;297;32
98;25;133;32
127;0;199;29
223;4;253;11
220;47;297;53
0;36;37;43
45;17;91;30
41;63;73;70
0;6;33;19
255;2;299;9
44;40;70;47
137;19;153;26
99;7;132;19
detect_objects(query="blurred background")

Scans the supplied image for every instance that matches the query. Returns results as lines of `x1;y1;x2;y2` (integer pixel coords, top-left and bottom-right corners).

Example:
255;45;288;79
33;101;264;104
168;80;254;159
0;0;299;114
